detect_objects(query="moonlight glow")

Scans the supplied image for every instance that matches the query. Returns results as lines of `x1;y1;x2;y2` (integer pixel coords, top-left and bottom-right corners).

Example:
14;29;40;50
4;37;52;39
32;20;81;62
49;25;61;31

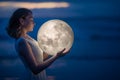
37;19;74;55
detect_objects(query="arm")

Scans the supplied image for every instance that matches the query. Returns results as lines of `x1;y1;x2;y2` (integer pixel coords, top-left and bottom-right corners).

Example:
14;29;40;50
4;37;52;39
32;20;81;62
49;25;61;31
43;52;51;61
16;38;67;75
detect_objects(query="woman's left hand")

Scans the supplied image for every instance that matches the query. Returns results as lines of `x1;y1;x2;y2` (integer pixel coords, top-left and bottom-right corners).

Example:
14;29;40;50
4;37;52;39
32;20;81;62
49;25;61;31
55;48;70;58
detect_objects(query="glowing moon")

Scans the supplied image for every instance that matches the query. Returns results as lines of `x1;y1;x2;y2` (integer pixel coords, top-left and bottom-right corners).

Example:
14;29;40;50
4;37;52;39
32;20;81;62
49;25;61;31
37;19;74;55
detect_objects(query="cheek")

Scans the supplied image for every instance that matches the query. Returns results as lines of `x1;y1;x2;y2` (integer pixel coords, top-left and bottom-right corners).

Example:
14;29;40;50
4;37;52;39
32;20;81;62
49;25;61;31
27;22;34;30
23;20;34;30
25;21;33;27
29;22;34;28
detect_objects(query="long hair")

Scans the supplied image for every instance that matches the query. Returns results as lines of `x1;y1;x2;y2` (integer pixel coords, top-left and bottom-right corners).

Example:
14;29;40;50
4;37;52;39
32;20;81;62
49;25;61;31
6;8;32;39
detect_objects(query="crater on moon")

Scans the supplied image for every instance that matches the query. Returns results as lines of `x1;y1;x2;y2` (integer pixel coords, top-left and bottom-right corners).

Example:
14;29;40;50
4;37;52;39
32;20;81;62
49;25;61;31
37;19;74;55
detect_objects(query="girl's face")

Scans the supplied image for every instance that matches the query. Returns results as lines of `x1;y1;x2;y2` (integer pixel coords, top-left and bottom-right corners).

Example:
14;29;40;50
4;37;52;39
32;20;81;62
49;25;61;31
21;12;35;32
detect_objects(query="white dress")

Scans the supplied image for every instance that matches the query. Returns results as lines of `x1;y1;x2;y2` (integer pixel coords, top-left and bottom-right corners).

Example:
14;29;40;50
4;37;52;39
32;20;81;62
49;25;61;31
15;35;47;80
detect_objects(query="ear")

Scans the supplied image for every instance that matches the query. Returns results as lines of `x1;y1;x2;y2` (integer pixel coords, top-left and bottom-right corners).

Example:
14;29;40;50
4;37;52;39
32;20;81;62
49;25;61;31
19;18;24;25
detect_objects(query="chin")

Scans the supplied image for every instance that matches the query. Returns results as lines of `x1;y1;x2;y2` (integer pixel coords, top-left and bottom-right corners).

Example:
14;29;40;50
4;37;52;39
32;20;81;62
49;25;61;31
30;29;33;32
28;29;33;32
30;28;34;31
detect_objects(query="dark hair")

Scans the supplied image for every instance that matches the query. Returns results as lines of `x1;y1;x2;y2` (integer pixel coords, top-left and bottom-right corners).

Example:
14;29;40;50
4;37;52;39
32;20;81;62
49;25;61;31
6;8;32;39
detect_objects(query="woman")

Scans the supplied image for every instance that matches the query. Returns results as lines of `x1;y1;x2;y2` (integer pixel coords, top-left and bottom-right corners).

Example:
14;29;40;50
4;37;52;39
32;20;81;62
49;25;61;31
6;8;70;80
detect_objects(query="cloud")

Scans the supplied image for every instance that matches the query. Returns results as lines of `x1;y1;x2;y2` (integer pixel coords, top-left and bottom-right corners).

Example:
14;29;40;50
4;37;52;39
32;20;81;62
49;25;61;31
0;1;70;18
0;1;69;9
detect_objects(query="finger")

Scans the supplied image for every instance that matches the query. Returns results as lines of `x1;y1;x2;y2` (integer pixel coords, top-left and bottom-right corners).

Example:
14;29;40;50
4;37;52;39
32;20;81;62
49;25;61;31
63;49;70;54
60;48;66;52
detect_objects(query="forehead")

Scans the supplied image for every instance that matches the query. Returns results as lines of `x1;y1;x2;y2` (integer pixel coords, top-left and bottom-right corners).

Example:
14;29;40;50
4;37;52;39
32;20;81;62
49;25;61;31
26;12;33;18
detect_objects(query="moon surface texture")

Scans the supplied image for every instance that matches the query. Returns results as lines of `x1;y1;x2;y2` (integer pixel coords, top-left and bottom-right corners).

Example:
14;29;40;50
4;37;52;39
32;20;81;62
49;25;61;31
37;19;74;55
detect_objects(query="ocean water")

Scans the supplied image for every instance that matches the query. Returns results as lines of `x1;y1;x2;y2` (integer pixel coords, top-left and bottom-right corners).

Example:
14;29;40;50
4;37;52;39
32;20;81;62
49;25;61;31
0;17;120;80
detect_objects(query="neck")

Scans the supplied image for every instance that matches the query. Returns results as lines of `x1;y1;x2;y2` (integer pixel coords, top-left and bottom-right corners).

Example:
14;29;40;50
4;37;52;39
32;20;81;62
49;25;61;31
20;29;28;38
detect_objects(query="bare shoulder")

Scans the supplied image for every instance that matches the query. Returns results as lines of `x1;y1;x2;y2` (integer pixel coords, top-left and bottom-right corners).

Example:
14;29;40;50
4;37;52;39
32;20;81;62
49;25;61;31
16;37;26;45
15;37;28;53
